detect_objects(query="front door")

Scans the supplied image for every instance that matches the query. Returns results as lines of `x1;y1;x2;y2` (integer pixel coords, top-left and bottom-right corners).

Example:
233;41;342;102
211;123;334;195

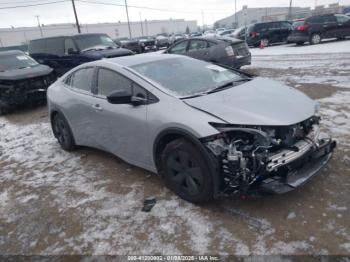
92;67;150;165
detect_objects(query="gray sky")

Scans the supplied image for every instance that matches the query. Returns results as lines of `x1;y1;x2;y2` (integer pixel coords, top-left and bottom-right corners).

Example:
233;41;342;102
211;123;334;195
0;0;350;28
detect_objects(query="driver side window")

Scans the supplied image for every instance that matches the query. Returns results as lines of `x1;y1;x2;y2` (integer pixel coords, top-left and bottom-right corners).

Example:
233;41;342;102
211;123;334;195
97;68;132;97
169;40;188;54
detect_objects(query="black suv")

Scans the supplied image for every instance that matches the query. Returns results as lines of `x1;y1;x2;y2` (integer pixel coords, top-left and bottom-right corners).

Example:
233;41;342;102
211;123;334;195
0;50;56;114
288;14;350;45
29;33;134;76
246;21;292;47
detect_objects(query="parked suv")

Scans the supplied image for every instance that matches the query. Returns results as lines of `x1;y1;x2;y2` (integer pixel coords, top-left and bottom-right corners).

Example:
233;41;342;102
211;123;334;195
246;21;292;47
29;33;134;76
166;36;251;69
0;50;56;114
288;14;350;45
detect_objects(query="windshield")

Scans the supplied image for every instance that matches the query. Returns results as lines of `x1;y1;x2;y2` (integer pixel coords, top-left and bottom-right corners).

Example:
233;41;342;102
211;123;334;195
131;57;243;97
74;34;117;51
0;53;38;72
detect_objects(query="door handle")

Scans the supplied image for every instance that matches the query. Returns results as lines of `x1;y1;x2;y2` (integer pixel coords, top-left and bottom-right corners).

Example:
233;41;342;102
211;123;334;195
92;104;103;111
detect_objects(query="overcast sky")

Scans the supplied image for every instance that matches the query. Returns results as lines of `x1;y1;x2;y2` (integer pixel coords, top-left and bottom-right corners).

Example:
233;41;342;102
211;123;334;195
0;0;350;28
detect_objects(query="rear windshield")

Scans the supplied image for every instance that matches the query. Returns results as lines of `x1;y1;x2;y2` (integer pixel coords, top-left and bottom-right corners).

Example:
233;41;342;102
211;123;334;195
292;21;305;29
131;57;242;97
0;53;38;72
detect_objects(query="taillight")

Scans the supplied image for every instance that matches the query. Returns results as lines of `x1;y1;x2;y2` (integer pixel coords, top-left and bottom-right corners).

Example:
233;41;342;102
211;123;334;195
296;24;309;31
250;32;257;38
225;46;235;56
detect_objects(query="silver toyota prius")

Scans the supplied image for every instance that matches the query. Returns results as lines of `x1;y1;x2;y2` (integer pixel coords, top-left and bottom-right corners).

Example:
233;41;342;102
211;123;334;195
48;54;336;203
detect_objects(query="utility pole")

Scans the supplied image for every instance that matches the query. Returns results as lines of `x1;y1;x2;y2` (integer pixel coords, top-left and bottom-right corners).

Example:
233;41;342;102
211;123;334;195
125;0;132;39
201;10;205;31
234;0;237;27
71;0;81;33
288;0;293;20
35;15;43;37
139;12;144;36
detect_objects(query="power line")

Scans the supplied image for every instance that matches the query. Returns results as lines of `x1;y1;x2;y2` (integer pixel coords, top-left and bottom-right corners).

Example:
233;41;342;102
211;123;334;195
0;0;64;5
76;0;230;14
0;0;68;10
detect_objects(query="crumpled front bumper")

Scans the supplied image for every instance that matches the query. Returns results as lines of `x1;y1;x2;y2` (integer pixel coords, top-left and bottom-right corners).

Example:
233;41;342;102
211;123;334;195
259;138;336;194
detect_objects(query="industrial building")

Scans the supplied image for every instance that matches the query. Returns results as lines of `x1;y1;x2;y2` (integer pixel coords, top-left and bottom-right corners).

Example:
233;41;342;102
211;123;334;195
0;19;197;47
215;3;350;29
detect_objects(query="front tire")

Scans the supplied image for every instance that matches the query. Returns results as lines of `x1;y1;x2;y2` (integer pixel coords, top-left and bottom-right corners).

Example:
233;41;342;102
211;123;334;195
52;112;76;151
296;41;304;46
161;138;214;203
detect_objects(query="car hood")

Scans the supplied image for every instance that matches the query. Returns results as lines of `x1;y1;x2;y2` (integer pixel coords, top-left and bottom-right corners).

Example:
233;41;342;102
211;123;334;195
0;64;53;81
183;78;316;126
83;47;133;57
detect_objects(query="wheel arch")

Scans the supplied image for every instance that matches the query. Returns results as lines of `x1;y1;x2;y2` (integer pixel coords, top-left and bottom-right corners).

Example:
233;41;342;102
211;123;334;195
153;128;221;197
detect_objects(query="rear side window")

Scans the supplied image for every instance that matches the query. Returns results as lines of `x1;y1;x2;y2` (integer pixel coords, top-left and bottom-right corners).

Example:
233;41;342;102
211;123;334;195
45;38;64;56
29;40;46;54
323;15;336;23
70;68;94;92
255;23;269;32
65;38;78;55
307;16;322;23
97;68;132;96
188;40;208;51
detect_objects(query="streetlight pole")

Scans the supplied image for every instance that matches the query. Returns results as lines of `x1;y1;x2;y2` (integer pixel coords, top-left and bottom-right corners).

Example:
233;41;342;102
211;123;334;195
125;0;132;39
139;12;144;36
71;0;81;33
35;15;43;37
201;10;205;31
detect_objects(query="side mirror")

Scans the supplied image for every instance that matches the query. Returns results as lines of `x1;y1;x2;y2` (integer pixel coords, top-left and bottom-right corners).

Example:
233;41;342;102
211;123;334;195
107;90;132;104
68;48;79;55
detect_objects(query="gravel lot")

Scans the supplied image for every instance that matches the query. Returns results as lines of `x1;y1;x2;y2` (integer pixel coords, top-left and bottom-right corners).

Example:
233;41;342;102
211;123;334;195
0;40;349;256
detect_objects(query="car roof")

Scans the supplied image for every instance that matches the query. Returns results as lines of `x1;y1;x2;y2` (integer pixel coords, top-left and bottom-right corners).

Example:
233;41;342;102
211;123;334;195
0;50;24;56
30;33;108;42
101;53;185;67
195;36;243;43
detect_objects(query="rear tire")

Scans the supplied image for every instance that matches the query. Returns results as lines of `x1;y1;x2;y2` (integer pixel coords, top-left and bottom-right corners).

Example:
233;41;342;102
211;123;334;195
51;112;76;151
261;38;269;47
161;138;214;203
0;100;11;115
310;33;321;45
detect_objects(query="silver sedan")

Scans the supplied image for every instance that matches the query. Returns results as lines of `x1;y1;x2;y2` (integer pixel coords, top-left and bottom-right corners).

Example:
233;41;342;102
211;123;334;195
48;54;335;203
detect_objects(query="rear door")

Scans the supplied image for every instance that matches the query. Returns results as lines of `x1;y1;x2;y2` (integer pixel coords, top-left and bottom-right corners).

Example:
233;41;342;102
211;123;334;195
44;37;66;76
280;21;292;41
187;39;211;61
322;15;338;38
62;67;98;147
267;22;282;43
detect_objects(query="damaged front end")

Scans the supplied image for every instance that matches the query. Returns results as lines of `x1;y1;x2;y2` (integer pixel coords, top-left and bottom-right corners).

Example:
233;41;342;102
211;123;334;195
202;116;336;196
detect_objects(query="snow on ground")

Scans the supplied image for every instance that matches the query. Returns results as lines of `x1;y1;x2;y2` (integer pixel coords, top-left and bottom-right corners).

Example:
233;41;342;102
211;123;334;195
250;39;350;56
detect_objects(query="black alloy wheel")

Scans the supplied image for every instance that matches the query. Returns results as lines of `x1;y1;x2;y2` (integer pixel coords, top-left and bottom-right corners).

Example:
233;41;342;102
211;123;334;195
52;113;76;151
162;138;214;203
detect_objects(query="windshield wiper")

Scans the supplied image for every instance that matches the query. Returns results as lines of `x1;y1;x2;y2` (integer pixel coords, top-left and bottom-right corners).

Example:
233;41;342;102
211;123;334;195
206;78;250;94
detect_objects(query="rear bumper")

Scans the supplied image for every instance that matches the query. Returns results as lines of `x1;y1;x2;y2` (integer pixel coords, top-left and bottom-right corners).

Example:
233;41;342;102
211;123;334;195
223;54;251;68
260;138;336;194
287;34;309;43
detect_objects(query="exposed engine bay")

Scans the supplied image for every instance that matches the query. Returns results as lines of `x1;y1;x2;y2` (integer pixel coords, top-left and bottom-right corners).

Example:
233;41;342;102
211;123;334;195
202;116;336;195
